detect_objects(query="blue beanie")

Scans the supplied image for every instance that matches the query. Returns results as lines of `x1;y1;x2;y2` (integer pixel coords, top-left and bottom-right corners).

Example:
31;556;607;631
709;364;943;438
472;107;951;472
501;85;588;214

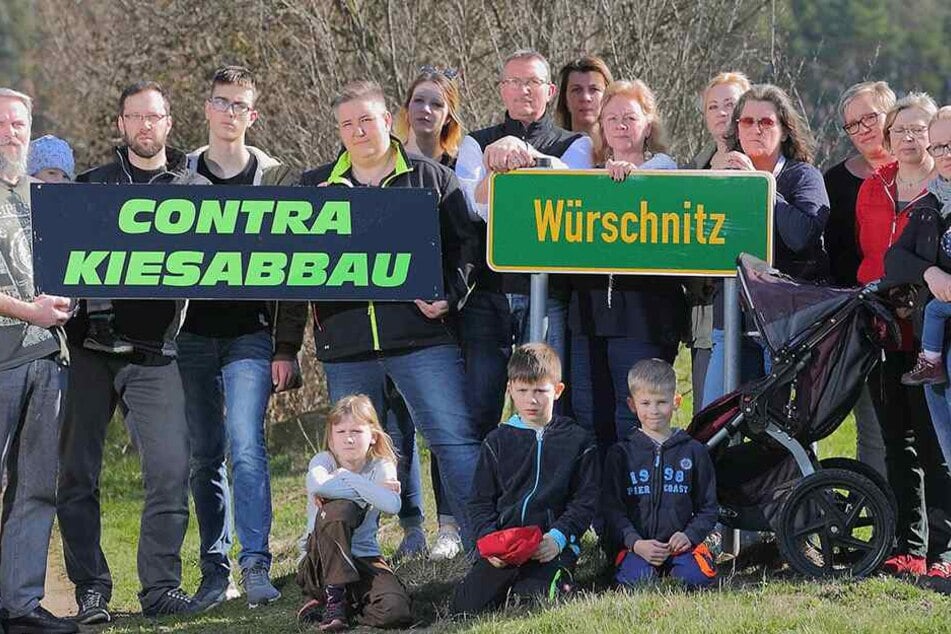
28;135;75;180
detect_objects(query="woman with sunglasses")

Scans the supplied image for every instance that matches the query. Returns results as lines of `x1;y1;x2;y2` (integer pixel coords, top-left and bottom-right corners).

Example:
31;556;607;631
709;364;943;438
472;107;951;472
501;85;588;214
856;94;951;579
388;68;468;563
701;83;830;405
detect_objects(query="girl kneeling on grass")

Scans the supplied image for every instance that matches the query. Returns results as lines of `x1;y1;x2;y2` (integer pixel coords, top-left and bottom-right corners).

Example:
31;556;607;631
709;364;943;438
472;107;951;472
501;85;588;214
296;394;412;631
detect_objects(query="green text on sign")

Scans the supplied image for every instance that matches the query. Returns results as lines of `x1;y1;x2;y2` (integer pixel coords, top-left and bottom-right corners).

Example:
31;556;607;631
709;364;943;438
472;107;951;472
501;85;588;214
488;170;774;277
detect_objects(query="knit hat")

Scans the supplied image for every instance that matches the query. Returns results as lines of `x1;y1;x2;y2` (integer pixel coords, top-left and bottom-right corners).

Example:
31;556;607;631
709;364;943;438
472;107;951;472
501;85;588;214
476;526;543;566
28;135;75;180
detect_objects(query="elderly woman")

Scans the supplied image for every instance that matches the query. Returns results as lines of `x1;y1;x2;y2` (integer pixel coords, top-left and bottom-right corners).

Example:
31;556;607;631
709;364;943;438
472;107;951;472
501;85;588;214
882;103;951;580
701;83;830;406
554;55;614;136
569;79;683;447
823;82;897;478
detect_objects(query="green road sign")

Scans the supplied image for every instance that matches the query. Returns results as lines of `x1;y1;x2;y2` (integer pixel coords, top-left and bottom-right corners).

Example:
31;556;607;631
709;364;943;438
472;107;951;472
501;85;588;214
488;169;774;277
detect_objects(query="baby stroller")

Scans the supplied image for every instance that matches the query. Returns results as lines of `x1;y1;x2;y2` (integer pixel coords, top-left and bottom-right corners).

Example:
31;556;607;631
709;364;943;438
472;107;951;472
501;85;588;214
687;254;899;578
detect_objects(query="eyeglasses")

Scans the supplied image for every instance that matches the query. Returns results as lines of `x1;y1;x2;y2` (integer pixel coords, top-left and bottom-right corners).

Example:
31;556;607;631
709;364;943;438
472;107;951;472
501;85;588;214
736;116;777;131
500;77;549;89
122;113;168;125
419;65;459;80
843;112;882;135
928;142;951;158
208;96;253;117
602;113;643;127
889;125;928;139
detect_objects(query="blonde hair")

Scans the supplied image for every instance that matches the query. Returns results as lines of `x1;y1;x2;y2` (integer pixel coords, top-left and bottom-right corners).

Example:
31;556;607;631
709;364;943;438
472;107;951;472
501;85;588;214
701;72;751;107
393;71;464;158
627;358;677;396
331;80;387;114
883;92;938;151
323;394;397;466
0;88;33;122
930;105;951;129
837;81;896;124
592;79;668;166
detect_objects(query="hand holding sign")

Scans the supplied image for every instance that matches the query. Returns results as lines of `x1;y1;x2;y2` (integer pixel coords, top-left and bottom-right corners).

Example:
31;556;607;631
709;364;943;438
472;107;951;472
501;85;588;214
484;136;536;173
414;299;449;319
28;294;72;327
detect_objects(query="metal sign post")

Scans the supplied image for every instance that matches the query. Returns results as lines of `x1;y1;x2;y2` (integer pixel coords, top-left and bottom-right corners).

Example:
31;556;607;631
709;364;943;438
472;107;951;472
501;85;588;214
528;158;552;343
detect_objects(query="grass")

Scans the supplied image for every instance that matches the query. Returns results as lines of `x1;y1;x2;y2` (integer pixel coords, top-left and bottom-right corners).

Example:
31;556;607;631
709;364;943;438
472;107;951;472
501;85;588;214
54;346;951;633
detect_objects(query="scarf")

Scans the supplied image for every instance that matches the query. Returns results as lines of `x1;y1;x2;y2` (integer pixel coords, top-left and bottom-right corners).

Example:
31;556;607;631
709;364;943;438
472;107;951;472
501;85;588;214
927;176;951;219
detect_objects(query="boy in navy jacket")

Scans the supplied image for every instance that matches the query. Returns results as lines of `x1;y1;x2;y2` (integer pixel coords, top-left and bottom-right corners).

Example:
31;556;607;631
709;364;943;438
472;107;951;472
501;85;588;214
602;358;718;588
451;343;599;614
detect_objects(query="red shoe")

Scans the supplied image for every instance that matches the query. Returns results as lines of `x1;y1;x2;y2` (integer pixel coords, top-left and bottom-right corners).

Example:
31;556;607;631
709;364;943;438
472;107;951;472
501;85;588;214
881;554;927;576
927;561;951;579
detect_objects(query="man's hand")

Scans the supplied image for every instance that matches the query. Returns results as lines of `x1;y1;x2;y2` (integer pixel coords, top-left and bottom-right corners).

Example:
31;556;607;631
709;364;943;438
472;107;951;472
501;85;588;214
667;532;692;555
483;136;536;173
271;359;295;393
925;267;951;302
414;299;449;319
531;533;560;563
632;539;670;566
486;556;507;569
28;295;72;328
382;478;401;494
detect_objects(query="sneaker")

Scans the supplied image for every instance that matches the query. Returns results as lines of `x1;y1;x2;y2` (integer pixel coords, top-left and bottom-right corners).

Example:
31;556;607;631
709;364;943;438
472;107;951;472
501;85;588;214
141;587;197;617
83;316;134;355
192;574;230;612
901;353;947;386
430;526;463;561
393;526;428;563
242;563;281;608
297;597;324;624
881;554;927;576
319;585;348;632
73;589;111;625
928;561;951;579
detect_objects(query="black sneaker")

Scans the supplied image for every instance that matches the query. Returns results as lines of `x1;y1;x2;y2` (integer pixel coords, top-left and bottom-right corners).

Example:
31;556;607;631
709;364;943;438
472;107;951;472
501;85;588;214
73;589;112;624
192;574;230;612
141;587;197;618
3;605;79;633
319;585;348;631
83;316;134;354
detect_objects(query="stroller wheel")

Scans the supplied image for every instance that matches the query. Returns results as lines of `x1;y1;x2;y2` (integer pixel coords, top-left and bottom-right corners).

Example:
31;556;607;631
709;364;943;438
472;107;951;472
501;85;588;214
819;457;898;519
777;468;895;578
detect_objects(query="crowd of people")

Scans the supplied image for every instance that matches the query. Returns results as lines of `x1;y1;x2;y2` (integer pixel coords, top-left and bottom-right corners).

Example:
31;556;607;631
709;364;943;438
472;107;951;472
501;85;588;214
1;47;951;633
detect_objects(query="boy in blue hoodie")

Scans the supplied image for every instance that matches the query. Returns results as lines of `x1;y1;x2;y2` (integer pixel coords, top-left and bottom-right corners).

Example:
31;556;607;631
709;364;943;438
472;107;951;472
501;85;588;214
602;358;718;588
451;343;599;614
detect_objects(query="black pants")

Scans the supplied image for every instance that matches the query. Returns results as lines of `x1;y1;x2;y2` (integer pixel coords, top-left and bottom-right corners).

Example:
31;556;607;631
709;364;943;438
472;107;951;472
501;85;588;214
296;500;411;628
868;350;951;558
451;550;577;615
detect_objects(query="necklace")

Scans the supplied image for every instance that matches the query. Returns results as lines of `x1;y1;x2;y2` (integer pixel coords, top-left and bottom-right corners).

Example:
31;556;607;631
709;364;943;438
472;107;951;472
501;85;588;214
897;168;930;188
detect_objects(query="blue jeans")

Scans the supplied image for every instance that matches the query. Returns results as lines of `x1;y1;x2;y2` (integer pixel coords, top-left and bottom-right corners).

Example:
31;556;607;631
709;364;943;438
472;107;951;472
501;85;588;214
0;357;66;618
923;299;951;354
924;342;951;467
507;293;568;362
701;328;771;408
570;335;677;444
177;329;274;575
385;381;428;527
615;550;715;588
322;345;481;546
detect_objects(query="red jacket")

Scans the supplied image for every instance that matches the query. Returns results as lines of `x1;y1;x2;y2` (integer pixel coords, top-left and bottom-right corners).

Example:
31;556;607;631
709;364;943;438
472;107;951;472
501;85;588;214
856;161;929;284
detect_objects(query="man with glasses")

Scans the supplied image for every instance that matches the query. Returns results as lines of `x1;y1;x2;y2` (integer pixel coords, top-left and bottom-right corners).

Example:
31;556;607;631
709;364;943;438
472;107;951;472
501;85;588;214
58;81;208;622
180;65;304;611
455;48;591;432
0;87;77;634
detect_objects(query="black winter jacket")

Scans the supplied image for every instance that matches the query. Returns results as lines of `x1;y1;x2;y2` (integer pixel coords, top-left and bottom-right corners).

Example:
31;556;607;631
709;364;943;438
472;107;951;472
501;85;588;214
468;415;599;554
299;141;479;362
602;429;717;548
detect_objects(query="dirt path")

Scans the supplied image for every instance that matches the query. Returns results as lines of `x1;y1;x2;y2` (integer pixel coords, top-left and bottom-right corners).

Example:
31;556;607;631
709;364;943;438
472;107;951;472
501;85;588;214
45;529;75;618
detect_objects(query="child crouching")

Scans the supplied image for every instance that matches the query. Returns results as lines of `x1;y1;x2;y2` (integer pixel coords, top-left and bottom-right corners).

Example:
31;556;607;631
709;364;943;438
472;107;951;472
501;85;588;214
296;394;412;631
602;358;718;588
451;343;600;614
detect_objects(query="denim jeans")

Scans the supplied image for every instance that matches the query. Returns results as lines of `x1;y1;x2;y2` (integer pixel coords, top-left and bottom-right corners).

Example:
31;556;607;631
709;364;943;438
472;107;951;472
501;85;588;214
569;335;677;445
701;328;771;408
322;345;481;546
176;329;274;575
385;380;427;527
923;299;951;354
507;293;568;362
0;356;66;618
925;343;951;468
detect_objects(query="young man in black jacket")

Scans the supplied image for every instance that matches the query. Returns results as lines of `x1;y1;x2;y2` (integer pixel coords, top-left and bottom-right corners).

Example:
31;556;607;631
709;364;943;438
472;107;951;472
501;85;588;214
297;80;482;548
602;358;717;588
452;343;599;614
57;81;207;622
